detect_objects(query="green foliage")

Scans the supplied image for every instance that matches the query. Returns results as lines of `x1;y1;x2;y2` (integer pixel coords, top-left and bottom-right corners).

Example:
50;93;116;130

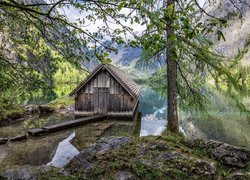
244;34;250;47
161;130;185;143
246;161;250;172
0;107;23;122
0;56;86;108
38;166;78;180
131;163;161;179
77;133;227;179
47;96;74;109
0;0;116;106
206;34;250;113
147;67;167;96
108;0;244;115
0;91;24;121
0;0;248;122
53;62;87;97
216;164;232;177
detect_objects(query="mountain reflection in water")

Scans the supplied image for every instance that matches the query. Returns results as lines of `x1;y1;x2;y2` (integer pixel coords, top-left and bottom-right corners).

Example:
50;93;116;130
0;86;249;170
47;132;79;168
140;114;166;137
139;86;250;150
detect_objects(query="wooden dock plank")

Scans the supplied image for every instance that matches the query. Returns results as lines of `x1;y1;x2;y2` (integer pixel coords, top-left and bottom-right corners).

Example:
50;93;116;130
27;115;106;136
27;128;47;136
42;115;105;133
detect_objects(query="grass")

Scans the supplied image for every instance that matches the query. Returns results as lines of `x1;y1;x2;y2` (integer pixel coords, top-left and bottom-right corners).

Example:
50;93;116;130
38;166;78;180
36;130;250;179
244;33;250;48
246;161;250;172
72;132;215;179
216;164;232;177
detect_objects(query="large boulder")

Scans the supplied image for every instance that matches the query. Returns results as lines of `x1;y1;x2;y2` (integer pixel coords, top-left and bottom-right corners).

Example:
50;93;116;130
212;143;249;167
183;139;250;168
227;171;250;180
191;160;216;176
65;137;131;174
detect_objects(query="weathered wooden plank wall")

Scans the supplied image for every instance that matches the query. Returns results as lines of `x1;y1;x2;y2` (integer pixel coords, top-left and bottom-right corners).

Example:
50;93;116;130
75;69;136;113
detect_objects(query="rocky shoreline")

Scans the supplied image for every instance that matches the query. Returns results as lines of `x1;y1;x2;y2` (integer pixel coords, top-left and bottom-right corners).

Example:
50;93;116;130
0;104;74;127
0;113;24;127
0;133;249;180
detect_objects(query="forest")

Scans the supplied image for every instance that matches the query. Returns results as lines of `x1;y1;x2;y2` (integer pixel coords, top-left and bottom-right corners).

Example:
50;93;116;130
0;0;250;179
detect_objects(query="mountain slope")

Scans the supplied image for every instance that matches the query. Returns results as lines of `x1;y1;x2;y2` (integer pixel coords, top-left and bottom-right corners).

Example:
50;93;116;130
204;0;250;65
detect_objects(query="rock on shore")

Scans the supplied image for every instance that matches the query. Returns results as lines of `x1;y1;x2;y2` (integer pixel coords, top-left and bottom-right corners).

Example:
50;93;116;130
183;139;250;168
0;135;249;180
23;105;54;115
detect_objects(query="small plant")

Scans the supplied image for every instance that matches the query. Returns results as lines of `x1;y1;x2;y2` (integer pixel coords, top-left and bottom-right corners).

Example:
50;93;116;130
245;161;250;172
216;164;232;177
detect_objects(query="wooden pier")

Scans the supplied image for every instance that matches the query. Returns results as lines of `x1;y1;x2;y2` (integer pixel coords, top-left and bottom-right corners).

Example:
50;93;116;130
28;115;105;136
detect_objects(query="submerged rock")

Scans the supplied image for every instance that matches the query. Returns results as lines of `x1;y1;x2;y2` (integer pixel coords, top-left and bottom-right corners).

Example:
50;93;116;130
0;138;8;145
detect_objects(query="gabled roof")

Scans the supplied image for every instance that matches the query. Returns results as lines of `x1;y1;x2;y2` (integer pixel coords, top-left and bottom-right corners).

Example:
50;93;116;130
69;64;140;99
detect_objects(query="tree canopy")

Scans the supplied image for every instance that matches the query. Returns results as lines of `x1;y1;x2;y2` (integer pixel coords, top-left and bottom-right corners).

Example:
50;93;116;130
0;0;249;132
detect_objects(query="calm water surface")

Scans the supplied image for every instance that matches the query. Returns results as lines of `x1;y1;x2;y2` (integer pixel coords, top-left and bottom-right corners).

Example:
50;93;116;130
0;86;249;170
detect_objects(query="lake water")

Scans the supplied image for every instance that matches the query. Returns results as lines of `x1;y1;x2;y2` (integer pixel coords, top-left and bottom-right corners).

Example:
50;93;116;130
0;86;249;170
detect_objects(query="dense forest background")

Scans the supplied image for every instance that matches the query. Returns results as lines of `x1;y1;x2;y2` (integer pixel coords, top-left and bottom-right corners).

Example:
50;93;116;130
0;0;249;118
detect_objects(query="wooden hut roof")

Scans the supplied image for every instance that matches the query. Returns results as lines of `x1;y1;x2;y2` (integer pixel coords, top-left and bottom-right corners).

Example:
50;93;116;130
69;64;140;99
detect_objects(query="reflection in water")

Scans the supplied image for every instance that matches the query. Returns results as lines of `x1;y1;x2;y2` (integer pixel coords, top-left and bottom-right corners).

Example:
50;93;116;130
0;86;249;170
0;113;75;138
138;86;168;137
0;115;141;170
139;86;250;149
140;114;166;137
47;133;79;168
0;131;71;170
181;114;250;149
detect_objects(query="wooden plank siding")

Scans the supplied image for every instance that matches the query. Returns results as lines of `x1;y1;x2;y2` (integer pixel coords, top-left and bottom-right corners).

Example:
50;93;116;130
75;68;137;116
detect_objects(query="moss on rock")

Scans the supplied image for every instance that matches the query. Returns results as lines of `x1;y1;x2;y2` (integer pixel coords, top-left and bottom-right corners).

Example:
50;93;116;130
64;133;250;179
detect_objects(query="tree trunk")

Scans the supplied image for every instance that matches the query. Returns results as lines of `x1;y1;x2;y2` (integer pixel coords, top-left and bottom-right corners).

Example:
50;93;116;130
166;0;178;132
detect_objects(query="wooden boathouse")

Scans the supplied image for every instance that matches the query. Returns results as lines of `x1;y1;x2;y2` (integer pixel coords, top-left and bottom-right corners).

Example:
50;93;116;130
69;64;140;118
